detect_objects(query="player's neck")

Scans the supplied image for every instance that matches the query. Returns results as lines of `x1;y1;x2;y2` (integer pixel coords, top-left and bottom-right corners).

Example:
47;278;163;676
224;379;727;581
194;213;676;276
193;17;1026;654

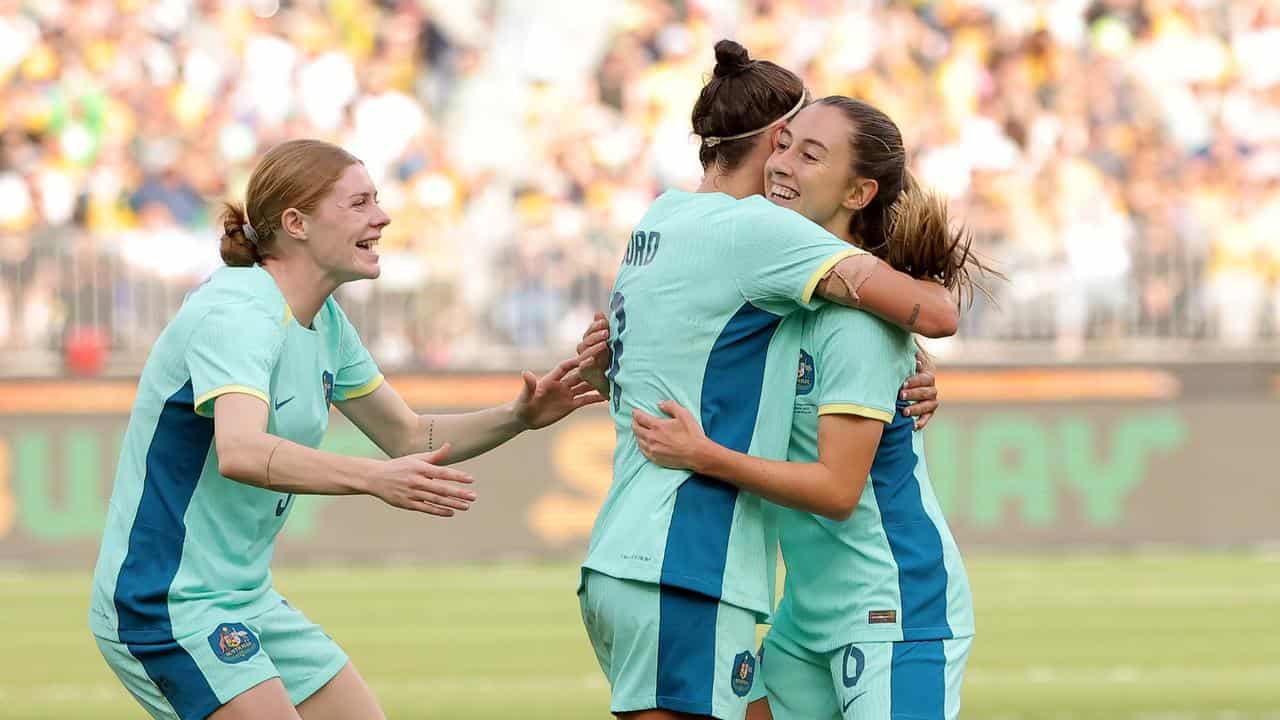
696;169;763;200
260;258;338;328
823;213;858;247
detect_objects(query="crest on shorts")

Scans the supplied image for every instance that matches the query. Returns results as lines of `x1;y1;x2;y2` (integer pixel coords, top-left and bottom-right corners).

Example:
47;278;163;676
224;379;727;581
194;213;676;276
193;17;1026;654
796;350;815;396
322;371;334;408
207;622;260;664
730;650;755;697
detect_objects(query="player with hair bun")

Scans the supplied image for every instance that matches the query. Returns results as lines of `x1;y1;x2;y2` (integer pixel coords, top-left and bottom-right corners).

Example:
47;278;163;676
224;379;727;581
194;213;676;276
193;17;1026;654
630;97;989;720
575;41;956;720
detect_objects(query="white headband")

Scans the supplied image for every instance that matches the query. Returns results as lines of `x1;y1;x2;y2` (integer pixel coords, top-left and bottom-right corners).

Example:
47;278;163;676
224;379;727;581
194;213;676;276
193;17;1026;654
242;222;260;245
701;92;808;148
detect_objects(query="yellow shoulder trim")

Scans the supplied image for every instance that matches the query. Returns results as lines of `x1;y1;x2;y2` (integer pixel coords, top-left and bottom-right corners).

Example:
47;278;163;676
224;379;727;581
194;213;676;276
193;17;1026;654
337;374;385;402
800;248;864;304
817;403;894;424
281;304;294;327
194;385;269;417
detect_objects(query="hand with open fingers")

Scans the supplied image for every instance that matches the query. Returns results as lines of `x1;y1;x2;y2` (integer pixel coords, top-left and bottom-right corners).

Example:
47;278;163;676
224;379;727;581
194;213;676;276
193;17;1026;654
576;312;612;395
899;350;940;430
371;444;476;517
576;311;610;356
631;400;708;471
513;356;606;430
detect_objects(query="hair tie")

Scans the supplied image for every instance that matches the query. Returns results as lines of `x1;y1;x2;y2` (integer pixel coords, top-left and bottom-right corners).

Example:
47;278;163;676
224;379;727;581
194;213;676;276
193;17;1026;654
242;222;260;245
720;59;757;78
701;91;808;148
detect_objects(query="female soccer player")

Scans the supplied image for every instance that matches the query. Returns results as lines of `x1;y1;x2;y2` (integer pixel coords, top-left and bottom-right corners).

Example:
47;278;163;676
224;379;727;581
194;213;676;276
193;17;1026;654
629;98;984;720
576;41;954;720
88;139;603;720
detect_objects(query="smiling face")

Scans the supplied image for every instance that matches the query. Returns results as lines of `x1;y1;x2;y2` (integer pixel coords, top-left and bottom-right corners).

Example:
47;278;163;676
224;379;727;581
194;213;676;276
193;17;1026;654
763;103;878;238
291;163;390;283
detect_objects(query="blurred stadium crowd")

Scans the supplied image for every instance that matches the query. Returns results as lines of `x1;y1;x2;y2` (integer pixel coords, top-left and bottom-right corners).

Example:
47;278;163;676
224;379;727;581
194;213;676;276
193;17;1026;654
1;0;1278;374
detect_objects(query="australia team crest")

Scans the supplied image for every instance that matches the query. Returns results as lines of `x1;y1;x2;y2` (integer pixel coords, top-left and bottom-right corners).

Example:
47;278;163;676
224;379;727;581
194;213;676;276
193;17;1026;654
796;349;815;396
730;650;755;697
207;622;260;664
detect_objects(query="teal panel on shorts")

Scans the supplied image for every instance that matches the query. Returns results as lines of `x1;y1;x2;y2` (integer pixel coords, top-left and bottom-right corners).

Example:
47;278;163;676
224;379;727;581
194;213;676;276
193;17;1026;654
941;636;972;720
96;599;348;719
248;599;350;706
578;569;758;720
756;629;972;720
754;631;841;720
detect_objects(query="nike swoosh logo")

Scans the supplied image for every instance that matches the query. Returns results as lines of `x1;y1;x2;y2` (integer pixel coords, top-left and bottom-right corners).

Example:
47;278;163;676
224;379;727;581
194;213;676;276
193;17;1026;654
842;692;867;713
275;495;294;516
275;397;294;410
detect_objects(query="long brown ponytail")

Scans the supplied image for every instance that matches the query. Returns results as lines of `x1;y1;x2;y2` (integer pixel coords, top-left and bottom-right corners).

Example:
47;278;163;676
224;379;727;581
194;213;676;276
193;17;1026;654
884;172;997;307
817;95;996;304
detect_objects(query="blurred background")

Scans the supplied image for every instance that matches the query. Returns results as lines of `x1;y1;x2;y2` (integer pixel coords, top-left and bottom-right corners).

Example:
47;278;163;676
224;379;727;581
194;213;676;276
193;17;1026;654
0;0;1277;718
3;0;1280;373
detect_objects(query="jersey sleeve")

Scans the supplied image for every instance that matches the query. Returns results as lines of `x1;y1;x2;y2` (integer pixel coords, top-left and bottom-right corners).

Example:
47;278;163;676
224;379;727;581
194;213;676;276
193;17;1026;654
810;308;913;424
730;199;866;315
187;302;285;417
330;301;384;403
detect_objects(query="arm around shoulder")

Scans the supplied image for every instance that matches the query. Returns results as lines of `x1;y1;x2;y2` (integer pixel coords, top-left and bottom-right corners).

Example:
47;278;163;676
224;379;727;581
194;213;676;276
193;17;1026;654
816;255;959;338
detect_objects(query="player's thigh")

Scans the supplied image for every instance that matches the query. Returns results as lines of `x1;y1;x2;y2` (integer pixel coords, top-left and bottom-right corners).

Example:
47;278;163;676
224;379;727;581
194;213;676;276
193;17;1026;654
209;678;300;720
296;663;385;720
253;600;356;709
754;631;840;720
827;639;969;720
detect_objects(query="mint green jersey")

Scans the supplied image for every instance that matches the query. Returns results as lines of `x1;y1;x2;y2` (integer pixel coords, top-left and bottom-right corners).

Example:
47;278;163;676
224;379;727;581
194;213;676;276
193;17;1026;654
90;266;383;643
771;306;975;651
582;190;862;619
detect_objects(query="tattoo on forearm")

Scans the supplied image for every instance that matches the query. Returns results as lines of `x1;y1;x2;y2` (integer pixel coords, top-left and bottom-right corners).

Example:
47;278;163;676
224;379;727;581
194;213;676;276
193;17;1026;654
907;304;921;328
427;418;435;451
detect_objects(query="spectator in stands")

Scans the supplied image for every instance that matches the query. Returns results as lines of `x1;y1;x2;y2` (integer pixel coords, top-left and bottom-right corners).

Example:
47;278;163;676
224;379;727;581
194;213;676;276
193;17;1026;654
0;0;1277;374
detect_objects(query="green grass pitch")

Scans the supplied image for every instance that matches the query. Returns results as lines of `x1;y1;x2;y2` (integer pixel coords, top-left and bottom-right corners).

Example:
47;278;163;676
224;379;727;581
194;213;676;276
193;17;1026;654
3;553;1278;719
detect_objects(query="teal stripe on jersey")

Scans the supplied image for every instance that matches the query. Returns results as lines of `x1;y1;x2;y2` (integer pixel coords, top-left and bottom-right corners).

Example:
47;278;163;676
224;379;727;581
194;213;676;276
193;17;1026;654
660;304;780;595
113;380;213;643
112;379;224;719
870;407;954;642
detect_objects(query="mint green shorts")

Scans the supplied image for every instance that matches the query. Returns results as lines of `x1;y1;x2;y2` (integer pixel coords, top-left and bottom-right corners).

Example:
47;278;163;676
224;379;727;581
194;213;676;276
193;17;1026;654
750;629;972;720
579;569;760;720
94;598;348;720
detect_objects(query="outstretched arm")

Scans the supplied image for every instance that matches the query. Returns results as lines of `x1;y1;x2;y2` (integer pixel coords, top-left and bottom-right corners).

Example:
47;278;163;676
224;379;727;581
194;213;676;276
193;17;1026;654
815;254;958;338
337;358;604;462
213;393;476;517
632;401;882;521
